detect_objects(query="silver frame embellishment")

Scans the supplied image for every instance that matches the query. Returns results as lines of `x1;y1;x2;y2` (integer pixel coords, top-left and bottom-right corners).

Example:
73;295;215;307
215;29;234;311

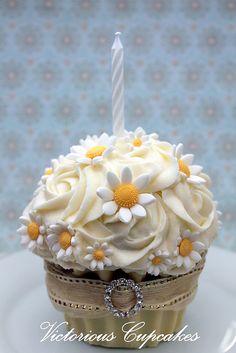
104;278;144;318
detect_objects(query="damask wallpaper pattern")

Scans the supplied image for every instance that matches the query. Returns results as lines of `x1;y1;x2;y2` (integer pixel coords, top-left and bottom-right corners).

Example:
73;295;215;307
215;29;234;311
0;0;235;252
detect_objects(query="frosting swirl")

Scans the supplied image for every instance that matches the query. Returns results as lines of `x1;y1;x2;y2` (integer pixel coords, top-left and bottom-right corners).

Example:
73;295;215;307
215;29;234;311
18;128;219;276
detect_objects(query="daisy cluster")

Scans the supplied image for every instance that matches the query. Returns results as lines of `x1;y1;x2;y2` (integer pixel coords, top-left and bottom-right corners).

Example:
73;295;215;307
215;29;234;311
18;127;218;276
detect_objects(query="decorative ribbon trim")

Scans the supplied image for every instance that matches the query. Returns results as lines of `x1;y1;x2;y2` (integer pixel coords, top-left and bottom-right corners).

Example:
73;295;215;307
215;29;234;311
45;254;205;319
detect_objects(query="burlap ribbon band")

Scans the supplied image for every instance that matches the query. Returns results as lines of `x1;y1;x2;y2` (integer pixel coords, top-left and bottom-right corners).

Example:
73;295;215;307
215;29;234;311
45;256;205;319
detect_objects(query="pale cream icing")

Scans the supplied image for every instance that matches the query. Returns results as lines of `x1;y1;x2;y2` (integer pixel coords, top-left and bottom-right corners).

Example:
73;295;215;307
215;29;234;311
18;128;219;276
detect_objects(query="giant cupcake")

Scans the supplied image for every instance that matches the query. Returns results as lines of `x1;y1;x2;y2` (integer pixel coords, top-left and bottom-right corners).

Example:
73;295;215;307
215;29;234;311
18;127;219;348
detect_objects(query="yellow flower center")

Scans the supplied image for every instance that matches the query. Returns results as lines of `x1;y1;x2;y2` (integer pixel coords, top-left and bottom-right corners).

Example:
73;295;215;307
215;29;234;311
86;145;106;159
132;138;142;147
44;167;53;175
27;222;40;240
178;160;190;177
59;231;72;250
114;183;139;208
179;238;193;257
152;256;161;265
93;249;105;261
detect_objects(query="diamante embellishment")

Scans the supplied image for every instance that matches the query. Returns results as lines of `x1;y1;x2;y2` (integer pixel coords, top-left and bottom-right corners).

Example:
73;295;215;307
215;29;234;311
104;278;144;318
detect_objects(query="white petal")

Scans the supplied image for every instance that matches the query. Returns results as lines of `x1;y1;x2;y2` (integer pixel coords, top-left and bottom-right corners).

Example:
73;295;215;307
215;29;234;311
17;226;27;235
189;165;203;175
103;201;118;216
187;175;206;184
193;241;205;251
93;242;100;249
118;208;132;223
70;145;86;154
86;246;94;254
135;127;145;137
50;224;62;232
73;247;80;258
176;256;183;267
134;174;150;190
28;241;36;251
52;243;60;252
121;166;132;183
154;267;160;276
182;229;191;238
190;250;202;263
105;249;113;256
20;236;29;245
57;249;66;259
130;204;146;218
77;157;91;165
139;193;156;205
71;237;78;246
19;216;29;226
183;256;192;270
101;242;108;250
150;133;158;139
92;156;103;165
84;254;93;261
176;143;183;158
103;146;114;157
96;187;114;201
148;264;154;273
181;154;194;165
66;246;73;256
97;261;104;270
47;234;57;245
90;259;97;270
107;171;120;189
37;235;44;245
40;226;46;235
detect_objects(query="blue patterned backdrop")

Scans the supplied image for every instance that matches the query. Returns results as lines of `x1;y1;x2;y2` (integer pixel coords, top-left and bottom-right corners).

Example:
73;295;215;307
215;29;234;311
0;0;235;253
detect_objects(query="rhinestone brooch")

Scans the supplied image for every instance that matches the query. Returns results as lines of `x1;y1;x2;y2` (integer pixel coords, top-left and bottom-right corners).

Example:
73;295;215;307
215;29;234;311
104;278;144;318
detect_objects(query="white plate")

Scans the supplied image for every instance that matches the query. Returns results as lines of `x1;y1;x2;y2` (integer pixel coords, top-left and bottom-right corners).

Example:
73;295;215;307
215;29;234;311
1;246;236;353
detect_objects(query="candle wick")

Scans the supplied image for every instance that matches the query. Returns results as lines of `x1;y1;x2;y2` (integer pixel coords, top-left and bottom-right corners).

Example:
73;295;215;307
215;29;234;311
115;31;121;37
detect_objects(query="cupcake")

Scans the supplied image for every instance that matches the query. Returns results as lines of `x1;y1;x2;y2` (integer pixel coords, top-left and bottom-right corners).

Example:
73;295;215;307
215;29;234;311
18;127;219;348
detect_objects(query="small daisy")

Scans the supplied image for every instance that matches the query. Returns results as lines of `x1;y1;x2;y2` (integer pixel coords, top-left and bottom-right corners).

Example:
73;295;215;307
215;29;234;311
47;221;79;261
147;249;172;276
67;133;116;166
173;143;206;185
124;127;158;149
84;242;113;270
17;211;46;250
174;229;206;271
97;166;156;224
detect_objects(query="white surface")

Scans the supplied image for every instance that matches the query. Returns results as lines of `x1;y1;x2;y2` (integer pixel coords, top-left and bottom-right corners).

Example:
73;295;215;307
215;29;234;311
0;246;236;353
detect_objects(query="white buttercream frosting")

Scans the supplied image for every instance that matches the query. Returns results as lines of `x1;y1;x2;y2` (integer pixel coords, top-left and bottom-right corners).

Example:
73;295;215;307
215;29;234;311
18;127;219;276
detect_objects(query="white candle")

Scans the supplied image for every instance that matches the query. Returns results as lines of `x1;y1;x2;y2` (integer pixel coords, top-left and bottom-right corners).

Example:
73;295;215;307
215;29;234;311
111;32;125;136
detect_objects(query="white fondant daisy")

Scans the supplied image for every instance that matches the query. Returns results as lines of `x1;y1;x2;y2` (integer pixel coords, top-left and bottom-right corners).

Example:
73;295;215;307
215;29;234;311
84;242;112;270
147;249;172;276
67;133;116;166
124;127;158;149
173;143;206;185
174;229;205;271
97;166;156;224
47;221;79;261
17;211;46;250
